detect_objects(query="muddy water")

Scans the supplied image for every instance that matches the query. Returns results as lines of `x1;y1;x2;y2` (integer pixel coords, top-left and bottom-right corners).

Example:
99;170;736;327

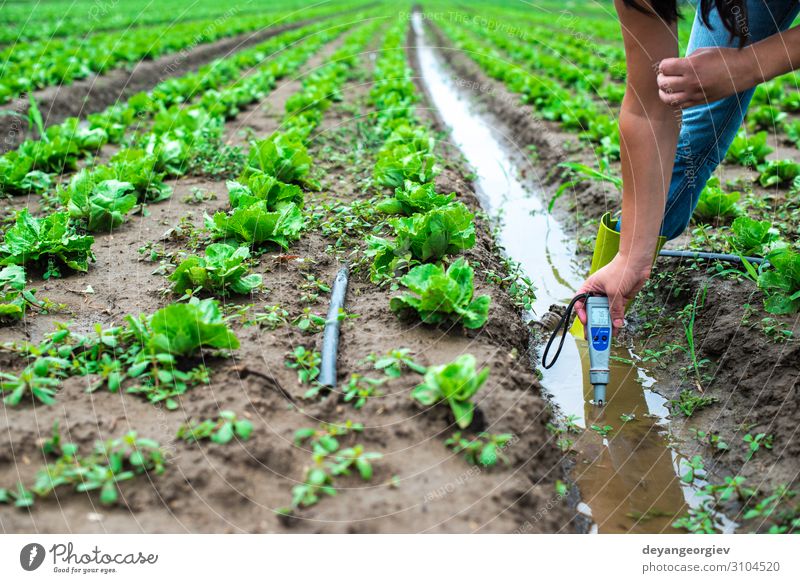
410;13;726;533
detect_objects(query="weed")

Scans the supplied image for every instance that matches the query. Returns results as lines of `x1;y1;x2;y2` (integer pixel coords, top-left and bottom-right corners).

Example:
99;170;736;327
669;390;717;417
363;348;427;378
445;431;514;467
743;433;773;460
178;411;254;444
590;424;613;437
285;346;321;385
341;374;384;409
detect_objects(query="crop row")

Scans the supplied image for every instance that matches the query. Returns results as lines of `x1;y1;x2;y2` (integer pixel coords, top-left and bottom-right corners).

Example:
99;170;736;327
0;1;369;103
0;12;379;197
0;0;312;44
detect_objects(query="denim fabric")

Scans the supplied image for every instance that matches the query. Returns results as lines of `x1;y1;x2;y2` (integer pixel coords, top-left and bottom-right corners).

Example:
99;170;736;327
659;0;800;239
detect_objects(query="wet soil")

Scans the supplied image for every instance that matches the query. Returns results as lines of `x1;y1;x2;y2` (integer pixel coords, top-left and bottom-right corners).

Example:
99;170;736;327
0;24;576;533
423;16;799;529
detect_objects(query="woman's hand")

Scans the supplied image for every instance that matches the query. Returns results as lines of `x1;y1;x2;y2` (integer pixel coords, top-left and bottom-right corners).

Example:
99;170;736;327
656;46;759;108
575;254;652;334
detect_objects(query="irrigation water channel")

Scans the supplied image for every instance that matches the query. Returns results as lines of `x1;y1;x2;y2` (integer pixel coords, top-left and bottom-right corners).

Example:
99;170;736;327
411;13;735;533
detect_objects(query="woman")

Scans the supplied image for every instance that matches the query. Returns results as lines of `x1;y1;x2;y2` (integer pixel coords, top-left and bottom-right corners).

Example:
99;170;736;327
575;0;800;330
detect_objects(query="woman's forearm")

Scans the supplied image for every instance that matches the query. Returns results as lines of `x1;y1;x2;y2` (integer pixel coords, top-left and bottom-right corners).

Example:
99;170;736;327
617;108;680;272
752;25;800;83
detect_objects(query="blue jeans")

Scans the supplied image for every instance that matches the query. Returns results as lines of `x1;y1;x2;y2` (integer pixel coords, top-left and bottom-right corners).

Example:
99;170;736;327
660;0;800;240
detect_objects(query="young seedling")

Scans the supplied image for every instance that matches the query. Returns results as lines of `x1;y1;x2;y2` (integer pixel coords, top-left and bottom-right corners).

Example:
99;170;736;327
1;356;68;406
285;346;321;385
689;428;729;452
411;354;489;429
590;424;614;438
680;455;706;484
292;307;326;334
619;413;636;423
341;374;384;409
364;348;427;378
246;304;289;329
743;433;774;460
669;390;717;417
285;421;379;512
177;411;254;444
444;431;514;467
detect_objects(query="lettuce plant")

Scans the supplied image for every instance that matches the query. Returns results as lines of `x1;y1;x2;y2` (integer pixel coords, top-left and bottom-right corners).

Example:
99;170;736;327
390;258;490;329
208;201;303;249
169;243;262;296
728;217;778;256
0;151;51;194
0;210;95;275
243;132;312;186
758;159;800;187
758;247;800;314
725;130;773;167
131;297;240;358
376;180;455;215
411;354;489;429
226;171;303;210
692;177;741;223
58;169;137;232
0;264;44;321
98;149;172;202
373;144;439;187
368;202;476;281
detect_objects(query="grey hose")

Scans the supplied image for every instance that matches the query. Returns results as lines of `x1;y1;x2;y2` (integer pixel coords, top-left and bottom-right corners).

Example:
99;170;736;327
659;249;765;265
318;267;349;387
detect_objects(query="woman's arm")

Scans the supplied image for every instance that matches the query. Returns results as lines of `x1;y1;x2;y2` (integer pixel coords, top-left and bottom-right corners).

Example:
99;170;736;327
576;0;680;330
658;26;800;108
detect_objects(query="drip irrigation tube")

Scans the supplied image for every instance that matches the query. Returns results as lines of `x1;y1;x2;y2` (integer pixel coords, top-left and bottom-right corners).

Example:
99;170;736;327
318;267;349;387
659;249;765;265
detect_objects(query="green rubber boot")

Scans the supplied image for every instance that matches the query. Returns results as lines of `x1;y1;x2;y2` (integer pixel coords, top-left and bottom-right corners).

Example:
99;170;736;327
571;212;665;337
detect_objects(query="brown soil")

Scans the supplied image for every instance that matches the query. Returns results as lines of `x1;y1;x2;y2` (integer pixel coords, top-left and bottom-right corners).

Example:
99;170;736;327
0;24;577;533
423;16;800;528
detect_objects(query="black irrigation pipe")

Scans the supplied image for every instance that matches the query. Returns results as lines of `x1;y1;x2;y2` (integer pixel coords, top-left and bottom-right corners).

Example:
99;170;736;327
659;249;766;265
318;266;349;388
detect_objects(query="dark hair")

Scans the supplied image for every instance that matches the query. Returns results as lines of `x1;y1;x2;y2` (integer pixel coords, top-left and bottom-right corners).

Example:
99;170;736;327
623;0;750;46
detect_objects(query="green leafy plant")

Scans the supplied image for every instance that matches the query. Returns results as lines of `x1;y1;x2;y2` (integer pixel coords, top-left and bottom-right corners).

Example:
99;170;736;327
692;177;741;223
758;247;800;314
376;180;455;215
170;243;262;297
285;345;321;385
0;209;95;276
226;171;303;210
373;144;439;187
680;455;706;484
445;431;514;466
28;431;165;506
669;389;717;417
1;356;67;406
590;424;613;437
207;201;303;249
390;258;491;329
0;264;47;321
341;374;384;409
286;421;378;512
728;216;778;256
743;432;773;460
364;348;427;378
177;410;254;444
292;307;326;334
368;202;476;281
725;129;773;167
246;304;289;329
689;428;729;452
58;170;137;232
411;354;489;429
243;132;313;187
758;159;800;187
